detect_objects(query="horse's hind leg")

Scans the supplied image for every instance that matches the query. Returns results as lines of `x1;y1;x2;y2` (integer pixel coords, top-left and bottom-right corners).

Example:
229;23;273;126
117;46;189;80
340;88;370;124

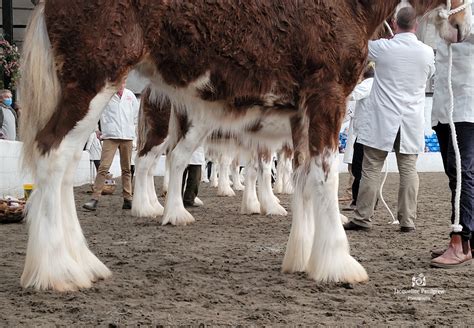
231;155;245;191
217;153;235;197
241;154;261;215
61;146;111;283
258;150;287;216
21;85;118;291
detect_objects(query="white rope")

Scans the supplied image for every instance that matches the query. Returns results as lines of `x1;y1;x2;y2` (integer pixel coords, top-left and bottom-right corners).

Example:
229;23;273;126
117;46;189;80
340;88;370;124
446;45;463;233
438;0;471;232
439;0;472;19
384;21;395;37
380;159;399;225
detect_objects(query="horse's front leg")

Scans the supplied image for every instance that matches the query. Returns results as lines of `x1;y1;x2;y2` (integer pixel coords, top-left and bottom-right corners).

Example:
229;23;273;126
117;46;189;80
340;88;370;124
161;114;209;226
282;86;368;283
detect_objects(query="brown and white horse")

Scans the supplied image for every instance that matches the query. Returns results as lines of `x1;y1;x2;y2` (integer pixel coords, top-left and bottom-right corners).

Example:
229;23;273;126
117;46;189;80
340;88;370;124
19;0;471;291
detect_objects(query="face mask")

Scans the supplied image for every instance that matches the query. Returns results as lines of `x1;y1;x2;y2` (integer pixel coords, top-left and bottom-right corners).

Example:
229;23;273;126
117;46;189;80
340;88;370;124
3;98;12;107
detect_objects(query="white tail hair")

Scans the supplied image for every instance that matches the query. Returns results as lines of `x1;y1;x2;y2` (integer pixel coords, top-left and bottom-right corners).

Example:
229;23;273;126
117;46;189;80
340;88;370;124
19;2;61;175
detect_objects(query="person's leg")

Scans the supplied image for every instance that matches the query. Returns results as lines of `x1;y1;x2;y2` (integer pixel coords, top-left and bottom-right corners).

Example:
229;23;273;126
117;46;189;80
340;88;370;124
455;123;474;242
346;145;387;229
182;166;189;196
118;140;133;201
183;164;200;206
446;123;474;236
350;140;364;205
192;164;202;197
394;134;419;230
89;139;119;200
431;122;473;267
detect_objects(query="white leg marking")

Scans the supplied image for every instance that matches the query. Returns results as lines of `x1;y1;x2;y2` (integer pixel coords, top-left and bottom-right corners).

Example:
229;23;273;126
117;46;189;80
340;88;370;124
132;145;165;218
305;153;368;283
210;159;219;188
217;154;235;197
282;168;314;273
162;126;208;226
231;158;245;191
241;160;261;215
258;158;287;216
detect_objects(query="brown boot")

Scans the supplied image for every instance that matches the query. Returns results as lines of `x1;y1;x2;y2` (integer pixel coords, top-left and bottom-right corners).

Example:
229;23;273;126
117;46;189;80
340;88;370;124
431;239;474;258
430;235;472;268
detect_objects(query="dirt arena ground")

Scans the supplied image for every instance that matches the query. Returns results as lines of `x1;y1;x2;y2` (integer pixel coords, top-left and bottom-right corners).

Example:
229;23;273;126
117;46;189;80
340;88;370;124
1;173;473;326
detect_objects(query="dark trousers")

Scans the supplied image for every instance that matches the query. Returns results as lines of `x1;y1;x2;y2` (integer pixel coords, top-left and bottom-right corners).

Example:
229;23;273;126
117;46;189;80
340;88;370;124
93;160;101;171
182;164;202;205
433;123;474;240
206;162;213;180
351;140;364;205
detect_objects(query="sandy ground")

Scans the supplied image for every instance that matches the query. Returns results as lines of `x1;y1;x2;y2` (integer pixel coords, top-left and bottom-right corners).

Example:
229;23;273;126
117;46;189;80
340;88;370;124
0;173;473;326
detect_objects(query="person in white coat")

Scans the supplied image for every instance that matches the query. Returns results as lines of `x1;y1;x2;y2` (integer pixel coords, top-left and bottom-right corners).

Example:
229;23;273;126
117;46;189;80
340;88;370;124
342;65;375;210
84;81;139;211
430;13;474;268
344;7;435;232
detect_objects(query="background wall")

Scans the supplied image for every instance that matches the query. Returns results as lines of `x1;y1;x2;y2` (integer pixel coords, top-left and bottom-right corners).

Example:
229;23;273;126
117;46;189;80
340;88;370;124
0;141;166;198
0;141;442;199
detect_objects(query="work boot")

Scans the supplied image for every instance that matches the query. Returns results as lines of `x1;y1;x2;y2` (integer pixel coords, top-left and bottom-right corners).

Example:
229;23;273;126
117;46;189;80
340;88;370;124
430;234;472;268
122;199;132;210
83;199;98;211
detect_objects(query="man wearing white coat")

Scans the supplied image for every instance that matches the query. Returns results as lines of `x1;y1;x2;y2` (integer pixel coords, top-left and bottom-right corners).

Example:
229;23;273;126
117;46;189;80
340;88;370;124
344;7;435;231
84;81;139;211
430;12;474;268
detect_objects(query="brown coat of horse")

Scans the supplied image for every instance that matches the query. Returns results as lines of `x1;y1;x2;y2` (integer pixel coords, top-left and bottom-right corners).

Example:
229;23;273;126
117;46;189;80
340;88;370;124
18;0;471;291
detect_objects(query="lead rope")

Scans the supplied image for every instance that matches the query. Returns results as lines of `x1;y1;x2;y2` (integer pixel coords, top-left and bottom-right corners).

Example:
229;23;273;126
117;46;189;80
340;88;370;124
380;21;398;224
440;0;471;232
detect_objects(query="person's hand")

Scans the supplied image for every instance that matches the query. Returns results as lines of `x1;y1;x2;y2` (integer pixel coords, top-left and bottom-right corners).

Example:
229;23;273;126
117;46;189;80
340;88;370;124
95;130;102;140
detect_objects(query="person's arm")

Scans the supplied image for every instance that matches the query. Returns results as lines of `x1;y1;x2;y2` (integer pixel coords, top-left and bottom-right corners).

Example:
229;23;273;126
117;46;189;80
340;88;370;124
368;38;389;62
427;52;436;80
349;79;372;101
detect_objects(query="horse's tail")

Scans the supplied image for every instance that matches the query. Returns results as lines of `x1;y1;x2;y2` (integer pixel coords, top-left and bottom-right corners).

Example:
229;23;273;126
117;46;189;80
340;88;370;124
19;2;61;173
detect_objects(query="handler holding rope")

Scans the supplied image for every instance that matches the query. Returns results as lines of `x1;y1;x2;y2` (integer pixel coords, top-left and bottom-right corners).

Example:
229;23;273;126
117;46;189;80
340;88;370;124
344;7;435;232
430;9;474;268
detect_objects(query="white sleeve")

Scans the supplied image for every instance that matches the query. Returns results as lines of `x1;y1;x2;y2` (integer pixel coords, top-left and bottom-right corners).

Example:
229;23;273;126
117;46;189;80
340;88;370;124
349;79;372;101
368;39;387;61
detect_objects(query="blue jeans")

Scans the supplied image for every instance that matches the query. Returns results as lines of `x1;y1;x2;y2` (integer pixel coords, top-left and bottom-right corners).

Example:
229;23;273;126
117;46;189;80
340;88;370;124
433;123;474;240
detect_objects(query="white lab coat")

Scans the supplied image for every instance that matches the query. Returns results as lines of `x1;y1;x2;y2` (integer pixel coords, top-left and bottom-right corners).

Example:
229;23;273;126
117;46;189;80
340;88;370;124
431;21;474;126
85;132;102;161
343;77;374;164
100;88;139;140
189;146;205;166
357;33;435;154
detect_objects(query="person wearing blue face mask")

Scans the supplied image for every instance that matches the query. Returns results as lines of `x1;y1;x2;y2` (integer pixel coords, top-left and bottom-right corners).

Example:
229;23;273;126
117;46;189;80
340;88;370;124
0;89;18;141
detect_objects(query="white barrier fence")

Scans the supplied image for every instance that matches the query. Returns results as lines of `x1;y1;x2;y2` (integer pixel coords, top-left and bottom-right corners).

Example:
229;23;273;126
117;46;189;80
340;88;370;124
0;140;443;198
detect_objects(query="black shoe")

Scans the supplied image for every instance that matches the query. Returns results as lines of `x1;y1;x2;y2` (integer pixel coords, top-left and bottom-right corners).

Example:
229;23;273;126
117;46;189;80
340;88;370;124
83;199;98;211
343;221;370;231
400;226;415;233
122;199;132;210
